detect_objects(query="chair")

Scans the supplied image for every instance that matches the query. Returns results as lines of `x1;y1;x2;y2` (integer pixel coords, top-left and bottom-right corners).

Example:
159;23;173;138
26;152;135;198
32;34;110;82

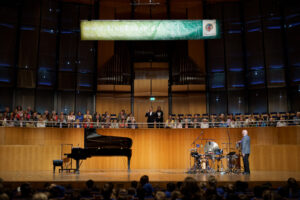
178;114;184;119
202;113;208;119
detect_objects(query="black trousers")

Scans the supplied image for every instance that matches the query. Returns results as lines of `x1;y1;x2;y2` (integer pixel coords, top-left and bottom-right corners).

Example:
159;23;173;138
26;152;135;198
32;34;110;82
156;119;163;128
147;121;154;128
243;154;250;173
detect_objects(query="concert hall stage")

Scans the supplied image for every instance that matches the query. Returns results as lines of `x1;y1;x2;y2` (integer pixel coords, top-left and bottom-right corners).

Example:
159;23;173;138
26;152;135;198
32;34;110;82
0;170;299;189
0;127;300;189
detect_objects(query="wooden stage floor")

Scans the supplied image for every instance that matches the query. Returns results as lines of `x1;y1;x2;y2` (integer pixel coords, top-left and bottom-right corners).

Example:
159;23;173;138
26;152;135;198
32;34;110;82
1;170;299;188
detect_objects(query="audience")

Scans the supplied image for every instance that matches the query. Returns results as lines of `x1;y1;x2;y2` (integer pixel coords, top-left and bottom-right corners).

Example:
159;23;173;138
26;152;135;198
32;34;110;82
0;106;299;129
0;175;299;200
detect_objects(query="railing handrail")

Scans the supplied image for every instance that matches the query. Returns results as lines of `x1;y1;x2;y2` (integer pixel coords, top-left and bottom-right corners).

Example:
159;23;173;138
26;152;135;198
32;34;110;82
0;119;299;129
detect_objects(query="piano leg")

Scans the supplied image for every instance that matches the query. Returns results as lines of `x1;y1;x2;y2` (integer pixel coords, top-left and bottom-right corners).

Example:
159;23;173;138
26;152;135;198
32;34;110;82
75;159;80;174
127;155;131;171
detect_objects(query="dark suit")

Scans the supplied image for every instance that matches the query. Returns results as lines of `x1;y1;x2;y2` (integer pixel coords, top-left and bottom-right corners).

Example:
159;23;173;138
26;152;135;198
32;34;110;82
241;135;250;174
155;110;163;128
145;112;155;128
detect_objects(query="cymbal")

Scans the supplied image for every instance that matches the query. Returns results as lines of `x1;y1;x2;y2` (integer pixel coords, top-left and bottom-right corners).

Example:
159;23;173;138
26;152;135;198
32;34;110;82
204;141;219;153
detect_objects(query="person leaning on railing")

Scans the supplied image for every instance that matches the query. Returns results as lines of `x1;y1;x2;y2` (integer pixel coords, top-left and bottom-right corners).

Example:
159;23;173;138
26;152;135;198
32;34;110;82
293;112;300;125
268;117;276;127
67;111;75;128
111;119;119;128
276;117;288;127
165;115;174;128
58;112;67;128
209;115;216;128
229;118;237;128
201;118;209;129
93;112;101;128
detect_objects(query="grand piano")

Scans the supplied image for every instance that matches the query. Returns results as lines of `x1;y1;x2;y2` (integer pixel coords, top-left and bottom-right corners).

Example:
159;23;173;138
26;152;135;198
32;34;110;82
65;128;132;173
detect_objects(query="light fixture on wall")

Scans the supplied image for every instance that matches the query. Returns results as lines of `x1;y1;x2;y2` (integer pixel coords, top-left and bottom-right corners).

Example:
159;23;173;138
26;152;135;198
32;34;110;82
150;96;155;101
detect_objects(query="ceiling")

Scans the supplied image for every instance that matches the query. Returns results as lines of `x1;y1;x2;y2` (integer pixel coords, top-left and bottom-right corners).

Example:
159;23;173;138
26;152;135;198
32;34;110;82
62;0;239;6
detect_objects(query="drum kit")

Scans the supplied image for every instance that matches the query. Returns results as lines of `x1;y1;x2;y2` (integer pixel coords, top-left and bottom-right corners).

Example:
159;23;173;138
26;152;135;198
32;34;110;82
187;140;242;174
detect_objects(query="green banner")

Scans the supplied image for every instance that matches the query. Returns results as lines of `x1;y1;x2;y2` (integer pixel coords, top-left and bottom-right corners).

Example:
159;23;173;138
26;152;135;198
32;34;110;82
80;20;220;41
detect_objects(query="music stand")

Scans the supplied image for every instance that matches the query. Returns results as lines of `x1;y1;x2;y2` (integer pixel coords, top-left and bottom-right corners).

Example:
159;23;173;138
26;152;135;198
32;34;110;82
59;144;76;173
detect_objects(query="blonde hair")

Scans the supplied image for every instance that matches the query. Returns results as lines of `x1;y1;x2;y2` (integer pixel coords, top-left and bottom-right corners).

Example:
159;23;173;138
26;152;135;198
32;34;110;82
32;192;48;200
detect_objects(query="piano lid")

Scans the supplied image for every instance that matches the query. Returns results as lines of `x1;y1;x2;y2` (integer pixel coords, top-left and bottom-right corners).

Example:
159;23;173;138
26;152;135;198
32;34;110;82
84;128;132;149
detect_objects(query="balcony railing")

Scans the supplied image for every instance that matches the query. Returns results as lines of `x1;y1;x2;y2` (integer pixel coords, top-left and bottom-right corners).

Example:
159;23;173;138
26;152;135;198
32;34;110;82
0;119;299;129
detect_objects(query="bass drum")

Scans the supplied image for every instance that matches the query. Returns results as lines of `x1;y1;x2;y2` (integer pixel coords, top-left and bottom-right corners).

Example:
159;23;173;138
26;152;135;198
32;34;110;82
227;154;241;171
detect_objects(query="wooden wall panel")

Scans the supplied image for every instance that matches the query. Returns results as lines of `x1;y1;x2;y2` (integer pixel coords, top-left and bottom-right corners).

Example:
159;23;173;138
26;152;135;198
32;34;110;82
115;5;131;19
134;80;151;96
96;93;131;115
0;127;300;171
0;145;61;171
172;93;206;114
152;79;168;96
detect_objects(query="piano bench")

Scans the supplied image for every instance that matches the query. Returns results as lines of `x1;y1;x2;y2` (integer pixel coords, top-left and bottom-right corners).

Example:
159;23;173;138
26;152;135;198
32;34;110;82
53;160;63;173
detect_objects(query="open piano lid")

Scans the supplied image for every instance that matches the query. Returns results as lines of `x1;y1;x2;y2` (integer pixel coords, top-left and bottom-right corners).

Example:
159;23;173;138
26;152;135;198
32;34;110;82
84;128;133;149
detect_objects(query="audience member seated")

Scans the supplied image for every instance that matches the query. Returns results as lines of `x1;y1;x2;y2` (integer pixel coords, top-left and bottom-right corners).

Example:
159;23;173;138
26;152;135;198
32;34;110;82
103;117;111;128
102;112;110;123
84;110;93;122
67;111;75;128
209;115;216;128
176;119;182;128
93;112;101;128
294;112;300;125
58;112;67;128
201;118;209;129
6;114;14;127
126;113;137;129
180;177;202;200
165;115;175;128
229;118;237;128
49;111;58;127
257;117;267;127
165;182;176;198
130;119;138;129
83;118;93;129
44;110;50;120
192;118;200;128
111;119;119;128
276;117;288;127
37;116;46;128
75;119;81;128
138;175;154;199
268;117;277;127
278;177;300;198
118;109;127;122
119;117;126;128
76;111;84;122
183;118;190;129
80;179;100;198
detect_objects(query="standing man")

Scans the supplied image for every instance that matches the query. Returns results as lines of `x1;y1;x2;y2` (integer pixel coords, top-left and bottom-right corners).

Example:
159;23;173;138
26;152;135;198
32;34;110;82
145;107;155;128
238;129;251;174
